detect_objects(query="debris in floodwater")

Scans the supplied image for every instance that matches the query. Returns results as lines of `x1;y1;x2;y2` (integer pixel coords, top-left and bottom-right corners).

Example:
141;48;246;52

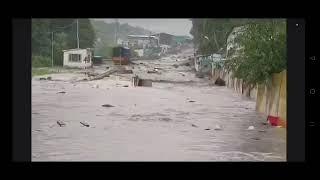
204;128;211;130
47;76;52;80
173;64;179;68
57;121;66;127
80;122;90;127
248;126;255;130
32;129;42;132
214;124;222;130
147;70;157;73
191;124;198;127
251;137;260;140
123;85;129;87
102;104;114;107
195;73;204;78
96;114;104;116
189;100;195;103
261;122;268;125
178;72;186;76
57;91;66;94
159;117;172;121
39;77;46;80
258;130;266;132
93;84;99;88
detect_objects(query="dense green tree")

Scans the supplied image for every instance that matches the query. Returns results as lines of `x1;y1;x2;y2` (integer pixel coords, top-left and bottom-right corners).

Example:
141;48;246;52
32;19;96;67
225;19;286;85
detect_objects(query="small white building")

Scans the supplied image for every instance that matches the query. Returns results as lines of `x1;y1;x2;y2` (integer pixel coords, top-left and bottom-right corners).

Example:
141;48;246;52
63;48;93;68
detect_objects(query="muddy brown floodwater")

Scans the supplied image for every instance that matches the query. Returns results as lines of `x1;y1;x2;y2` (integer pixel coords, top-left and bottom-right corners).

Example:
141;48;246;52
32;50;286;161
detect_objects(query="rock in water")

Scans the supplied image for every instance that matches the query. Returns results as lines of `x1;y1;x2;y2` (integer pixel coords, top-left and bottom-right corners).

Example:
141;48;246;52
248;126;255;130
47;76;52;80
214;124;222;130
214;77;226;86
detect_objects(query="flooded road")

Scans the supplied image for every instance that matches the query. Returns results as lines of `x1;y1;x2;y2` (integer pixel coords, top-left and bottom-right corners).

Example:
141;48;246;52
32;50;286;161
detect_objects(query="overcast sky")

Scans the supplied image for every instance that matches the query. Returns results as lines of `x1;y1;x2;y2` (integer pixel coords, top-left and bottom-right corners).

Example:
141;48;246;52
93;19;192;37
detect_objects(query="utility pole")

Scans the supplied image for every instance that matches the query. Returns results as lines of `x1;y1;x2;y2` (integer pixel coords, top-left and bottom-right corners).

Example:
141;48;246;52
51;32;54;67
114;19;118;45
76;19;79;48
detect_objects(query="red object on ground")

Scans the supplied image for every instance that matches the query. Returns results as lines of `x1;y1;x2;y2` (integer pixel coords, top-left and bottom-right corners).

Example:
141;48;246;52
267;115;279;126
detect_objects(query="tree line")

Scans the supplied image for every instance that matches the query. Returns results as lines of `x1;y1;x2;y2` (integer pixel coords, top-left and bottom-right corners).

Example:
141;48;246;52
190;18;286;86
32;19;95;67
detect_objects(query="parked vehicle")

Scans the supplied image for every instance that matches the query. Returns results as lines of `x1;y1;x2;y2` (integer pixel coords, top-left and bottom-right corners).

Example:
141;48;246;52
112;46;131;65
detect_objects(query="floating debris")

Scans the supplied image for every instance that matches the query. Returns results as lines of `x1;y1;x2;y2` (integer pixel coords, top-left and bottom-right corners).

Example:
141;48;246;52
80;122;90;127
248;126;255;130
57;121;66;127
93;84;99;88
123;85;129;87
39;77;46;80
57;91;66;94
147;70;157;73
102;104;114;107
47;76;52;80
214;124;222;130
258;130;266;132
251;137;260;140
191;124;198;127
189;100;195;103
32;129;42;132
204;128;211;130
160;117;172;121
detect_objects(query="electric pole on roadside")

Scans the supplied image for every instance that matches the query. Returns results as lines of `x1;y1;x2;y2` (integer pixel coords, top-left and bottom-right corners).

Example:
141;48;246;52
77;19;79;48
51;32;54;67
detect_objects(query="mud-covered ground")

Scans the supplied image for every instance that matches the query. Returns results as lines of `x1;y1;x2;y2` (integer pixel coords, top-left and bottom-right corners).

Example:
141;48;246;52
32;49;286;161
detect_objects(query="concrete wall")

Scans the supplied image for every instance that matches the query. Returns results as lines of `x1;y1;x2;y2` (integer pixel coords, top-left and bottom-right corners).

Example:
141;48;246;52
211;67;286;126
255;70;287;126
63;49;92;68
